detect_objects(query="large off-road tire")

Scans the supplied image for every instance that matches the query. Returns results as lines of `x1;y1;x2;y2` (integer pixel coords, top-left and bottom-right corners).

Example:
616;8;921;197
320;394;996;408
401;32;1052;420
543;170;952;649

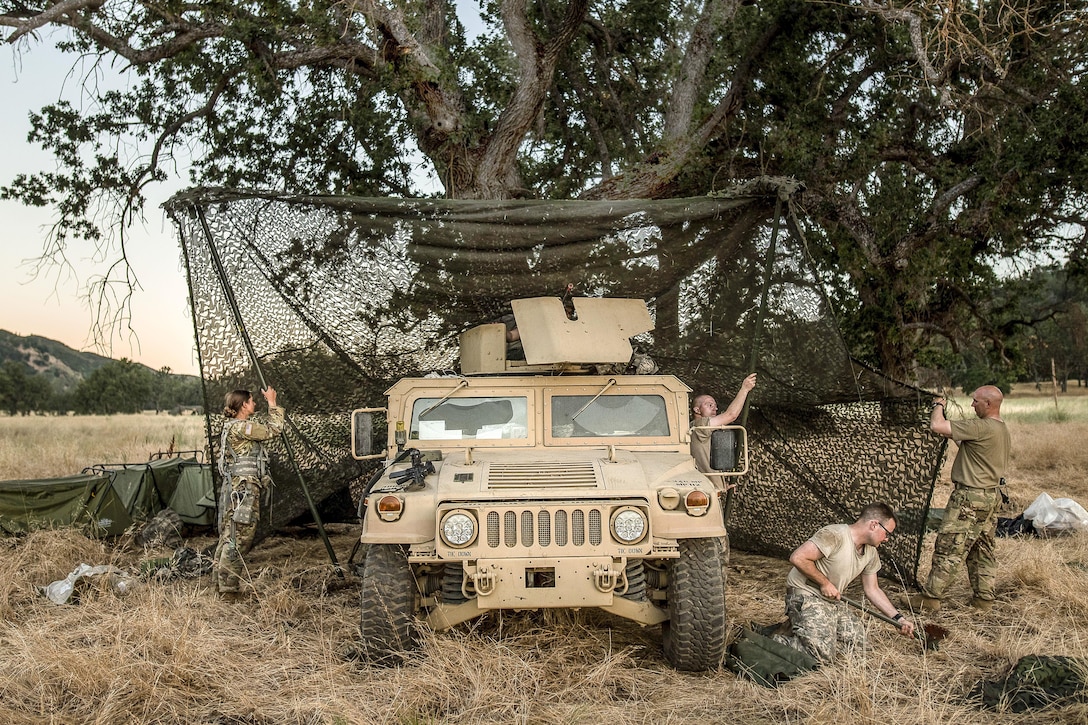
359;544;420;664
661;537;727;671
440;563;474;605
620;559;647;601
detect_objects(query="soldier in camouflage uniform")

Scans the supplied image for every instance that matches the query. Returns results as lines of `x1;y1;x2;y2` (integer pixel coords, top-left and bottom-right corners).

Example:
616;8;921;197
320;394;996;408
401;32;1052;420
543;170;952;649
904;386;1010;613
772;503;914;663
213;386;284;596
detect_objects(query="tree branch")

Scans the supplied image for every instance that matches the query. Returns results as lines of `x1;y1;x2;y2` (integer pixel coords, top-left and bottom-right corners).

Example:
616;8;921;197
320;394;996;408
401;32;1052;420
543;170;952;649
63;9;379;72
1;0;103;43
857;0;940;84
351;0;470;190
476;0;588;198
662;0;744;142
582;10;781;201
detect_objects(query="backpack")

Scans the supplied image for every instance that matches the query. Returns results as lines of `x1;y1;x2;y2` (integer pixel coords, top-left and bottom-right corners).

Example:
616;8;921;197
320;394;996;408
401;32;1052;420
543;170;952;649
996;513;1039;538
970;655;1088;712
725;627;819;687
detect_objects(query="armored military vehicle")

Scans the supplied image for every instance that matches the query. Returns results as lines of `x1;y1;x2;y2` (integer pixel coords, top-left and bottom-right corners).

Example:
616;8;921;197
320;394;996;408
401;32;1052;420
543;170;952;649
351;297;748;671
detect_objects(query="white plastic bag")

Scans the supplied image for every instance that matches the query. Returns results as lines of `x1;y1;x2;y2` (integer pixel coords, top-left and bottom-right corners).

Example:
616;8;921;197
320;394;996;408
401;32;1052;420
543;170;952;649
1022;493;1088;535
39;563;124;604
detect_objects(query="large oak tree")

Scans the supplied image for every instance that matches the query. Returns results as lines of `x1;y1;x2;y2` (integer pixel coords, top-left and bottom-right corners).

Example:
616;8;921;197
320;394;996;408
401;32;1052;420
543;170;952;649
3;0;1086;381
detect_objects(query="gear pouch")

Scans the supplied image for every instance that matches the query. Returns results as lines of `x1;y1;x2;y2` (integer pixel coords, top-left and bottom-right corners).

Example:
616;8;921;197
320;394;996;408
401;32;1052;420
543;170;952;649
232;490;254;525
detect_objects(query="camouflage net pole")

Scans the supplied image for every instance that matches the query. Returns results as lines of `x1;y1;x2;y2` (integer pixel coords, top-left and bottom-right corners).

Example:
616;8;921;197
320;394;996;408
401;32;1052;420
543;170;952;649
186;203;342;571
165;179;944;586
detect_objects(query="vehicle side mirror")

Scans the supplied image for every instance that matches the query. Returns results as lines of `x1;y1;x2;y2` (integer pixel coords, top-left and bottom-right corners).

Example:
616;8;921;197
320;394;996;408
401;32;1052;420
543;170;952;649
352;411;373;457
351;408;388;460
710;428;745;472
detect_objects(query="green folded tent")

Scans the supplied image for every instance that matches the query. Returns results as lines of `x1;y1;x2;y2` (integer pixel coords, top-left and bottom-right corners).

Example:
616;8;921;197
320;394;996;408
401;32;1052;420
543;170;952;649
88;457;216;526
105;457;187;520
0;474;133;537
169;461;216;526
1;457;216;537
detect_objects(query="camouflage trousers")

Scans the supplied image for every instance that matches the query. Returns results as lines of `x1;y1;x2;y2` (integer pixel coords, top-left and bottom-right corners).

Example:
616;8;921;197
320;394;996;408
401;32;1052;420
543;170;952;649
771;588;867;663
922;484;1000;602
213;477;263;594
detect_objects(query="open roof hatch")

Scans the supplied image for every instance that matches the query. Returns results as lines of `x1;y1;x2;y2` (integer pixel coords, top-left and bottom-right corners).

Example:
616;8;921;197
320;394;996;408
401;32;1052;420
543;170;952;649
459;297;654;374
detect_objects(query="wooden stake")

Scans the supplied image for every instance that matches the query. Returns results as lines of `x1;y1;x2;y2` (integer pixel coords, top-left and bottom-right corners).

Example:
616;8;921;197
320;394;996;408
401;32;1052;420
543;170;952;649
1051;358;1059;412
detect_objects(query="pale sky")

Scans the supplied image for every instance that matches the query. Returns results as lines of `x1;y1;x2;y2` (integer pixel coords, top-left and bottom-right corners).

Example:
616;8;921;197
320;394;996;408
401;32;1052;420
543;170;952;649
1;9;481;379
1;39;199;375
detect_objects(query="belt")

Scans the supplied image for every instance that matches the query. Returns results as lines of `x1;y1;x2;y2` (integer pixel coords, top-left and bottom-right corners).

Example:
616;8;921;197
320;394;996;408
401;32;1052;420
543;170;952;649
786;584;819;598
226;456;264;478
953;481;998;491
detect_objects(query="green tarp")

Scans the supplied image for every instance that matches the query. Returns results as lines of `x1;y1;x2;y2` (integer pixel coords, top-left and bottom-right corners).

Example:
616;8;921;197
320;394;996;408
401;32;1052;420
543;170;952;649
0;474;133;536
170;462;216;526
0;457;216;537
107;457;189;521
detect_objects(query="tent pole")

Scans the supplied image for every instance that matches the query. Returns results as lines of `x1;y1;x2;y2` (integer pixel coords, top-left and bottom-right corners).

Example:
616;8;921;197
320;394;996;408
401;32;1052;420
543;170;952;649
723;195;783;526
174;215;217;494
195;206;343;576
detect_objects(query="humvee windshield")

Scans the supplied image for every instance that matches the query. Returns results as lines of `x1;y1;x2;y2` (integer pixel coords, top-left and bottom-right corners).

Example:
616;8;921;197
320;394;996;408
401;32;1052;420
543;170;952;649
410;396;529;440
551;394;670;437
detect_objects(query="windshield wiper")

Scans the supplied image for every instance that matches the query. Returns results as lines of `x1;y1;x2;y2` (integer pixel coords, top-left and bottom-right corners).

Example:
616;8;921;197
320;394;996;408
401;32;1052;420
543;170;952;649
418;379;469;418
571;378;617;421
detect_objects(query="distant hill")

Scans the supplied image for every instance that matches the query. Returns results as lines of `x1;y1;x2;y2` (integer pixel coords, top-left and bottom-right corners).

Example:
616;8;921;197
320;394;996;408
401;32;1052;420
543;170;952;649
0;330;194;393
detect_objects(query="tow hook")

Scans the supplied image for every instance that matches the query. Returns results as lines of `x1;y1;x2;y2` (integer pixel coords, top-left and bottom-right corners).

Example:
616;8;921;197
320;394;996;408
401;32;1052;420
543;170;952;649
471;565;496;596
593;565;620;593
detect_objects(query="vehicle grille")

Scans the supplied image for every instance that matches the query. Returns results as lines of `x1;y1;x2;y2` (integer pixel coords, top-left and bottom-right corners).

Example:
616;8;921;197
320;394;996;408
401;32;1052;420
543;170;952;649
487;461;598;488
485;507;604;548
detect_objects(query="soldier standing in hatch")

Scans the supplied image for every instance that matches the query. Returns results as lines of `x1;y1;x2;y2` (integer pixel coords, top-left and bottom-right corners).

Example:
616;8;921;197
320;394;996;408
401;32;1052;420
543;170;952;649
689;373;756;592
903;385;1011;613
689;372;758;479
213;386;284;597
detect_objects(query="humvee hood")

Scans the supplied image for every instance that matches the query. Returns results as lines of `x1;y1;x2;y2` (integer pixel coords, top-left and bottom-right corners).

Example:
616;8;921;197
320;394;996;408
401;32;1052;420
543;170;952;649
426;448;708;498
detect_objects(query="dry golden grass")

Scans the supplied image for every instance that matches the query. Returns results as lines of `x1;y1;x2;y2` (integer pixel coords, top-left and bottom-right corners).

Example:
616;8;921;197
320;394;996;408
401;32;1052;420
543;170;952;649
2;404;1088;724
0;414;208;480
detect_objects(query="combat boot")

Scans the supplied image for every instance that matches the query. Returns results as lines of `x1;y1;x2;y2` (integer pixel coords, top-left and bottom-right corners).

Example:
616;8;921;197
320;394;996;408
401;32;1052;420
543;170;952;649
757;619;792;638
900;592;941;613
970;597;993;612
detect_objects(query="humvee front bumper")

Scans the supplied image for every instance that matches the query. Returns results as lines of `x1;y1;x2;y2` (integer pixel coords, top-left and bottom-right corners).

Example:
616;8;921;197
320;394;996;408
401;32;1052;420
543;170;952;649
468;556;619;607
426;555;671;629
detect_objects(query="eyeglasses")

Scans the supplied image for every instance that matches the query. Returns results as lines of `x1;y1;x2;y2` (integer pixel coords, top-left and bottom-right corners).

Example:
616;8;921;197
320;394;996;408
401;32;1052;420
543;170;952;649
874;520;893;537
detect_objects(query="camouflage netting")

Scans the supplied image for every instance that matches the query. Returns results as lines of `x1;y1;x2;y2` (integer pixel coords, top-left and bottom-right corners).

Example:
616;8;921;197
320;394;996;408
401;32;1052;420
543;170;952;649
165;178;945;585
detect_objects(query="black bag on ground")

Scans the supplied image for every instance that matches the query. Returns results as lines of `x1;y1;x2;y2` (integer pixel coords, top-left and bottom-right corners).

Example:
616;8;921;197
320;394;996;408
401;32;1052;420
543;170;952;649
996;513;1039;538
725;627;818;687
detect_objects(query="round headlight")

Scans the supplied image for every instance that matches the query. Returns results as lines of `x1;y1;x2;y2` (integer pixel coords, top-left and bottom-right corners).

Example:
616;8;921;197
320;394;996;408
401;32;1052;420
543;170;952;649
441;511;477;547
612;508;647;544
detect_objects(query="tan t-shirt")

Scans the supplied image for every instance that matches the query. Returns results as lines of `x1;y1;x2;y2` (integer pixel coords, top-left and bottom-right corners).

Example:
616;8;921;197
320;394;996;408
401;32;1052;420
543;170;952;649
785;523;881;597
950;417;1010;490
689;415;712;474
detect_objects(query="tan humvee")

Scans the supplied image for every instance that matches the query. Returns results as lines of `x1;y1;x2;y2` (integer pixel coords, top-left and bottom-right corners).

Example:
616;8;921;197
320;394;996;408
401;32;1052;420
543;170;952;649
351;297;748;671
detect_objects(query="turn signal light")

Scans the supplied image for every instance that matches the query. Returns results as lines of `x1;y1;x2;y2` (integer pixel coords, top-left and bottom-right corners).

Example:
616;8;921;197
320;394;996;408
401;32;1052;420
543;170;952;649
376;494;404;522
685;490;710;516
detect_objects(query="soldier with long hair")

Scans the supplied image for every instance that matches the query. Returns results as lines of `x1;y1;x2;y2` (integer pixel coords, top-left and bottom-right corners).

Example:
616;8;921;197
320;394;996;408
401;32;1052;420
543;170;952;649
213;386;284;597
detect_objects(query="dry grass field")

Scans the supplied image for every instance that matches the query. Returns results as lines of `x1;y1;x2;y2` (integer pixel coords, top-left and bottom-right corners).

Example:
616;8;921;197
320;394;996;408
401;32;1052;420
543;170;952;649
0;413;209;480
2;387;1087;724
